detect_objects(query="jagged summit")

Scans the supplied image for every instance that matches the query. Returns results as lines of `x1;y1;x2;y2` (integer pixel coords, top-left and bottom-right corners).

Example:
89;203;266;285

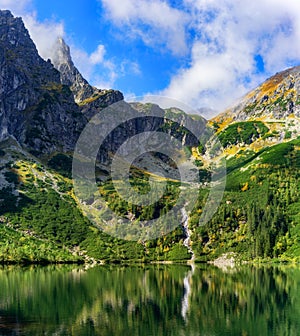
214;65;300;125
51;37;124;106
0;9;59;85
0;10;85;152
51;37;95;103
0;10;124;153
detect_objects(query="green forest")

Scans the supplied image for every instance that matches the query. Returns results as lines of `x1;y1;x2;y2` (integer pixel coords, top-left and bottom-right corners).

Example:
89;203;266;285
1;127;300;264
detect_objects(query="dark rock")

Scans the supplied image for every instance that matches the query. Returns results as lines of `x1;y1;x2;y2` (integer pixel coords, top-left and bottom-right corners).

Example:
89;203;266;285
0;10;86;154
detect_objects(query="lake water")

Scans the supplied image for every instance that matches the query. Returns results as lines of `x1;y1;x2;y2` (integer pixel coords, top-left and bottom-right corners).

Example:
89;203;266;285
0;264;299;335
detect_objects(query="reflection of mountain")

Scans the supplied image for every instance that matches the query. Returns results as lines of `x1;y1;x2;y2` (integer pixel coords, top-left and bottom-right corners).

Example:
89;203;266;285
0;265;299;335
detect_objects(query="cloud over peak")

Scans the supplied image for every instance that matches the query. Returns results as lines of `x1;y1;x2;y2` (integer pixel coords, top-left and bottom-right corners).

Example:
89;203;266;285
1;0;300;115
161;0;300;112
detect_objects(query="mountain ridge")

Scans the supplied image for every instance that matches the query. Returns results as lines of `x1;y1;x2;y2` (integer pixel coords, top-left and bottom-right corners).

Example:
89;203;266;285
1;9;300;264
213;65;300;127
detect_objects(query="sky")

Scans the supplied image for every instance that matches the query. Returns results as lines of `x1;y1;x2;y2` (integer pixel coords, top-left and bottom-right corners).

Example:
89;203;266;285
1;0;300;117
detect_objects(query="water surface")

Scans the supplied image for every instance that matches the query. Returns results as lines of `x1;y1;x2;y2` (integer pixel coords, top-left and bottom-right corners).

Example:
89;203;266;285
0;264;299;335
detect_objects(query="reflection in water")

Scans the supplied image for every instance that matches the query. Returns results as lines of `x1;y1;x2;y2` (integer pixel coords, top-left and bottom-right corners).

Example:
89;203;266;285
0;264;299;335
181;263;195;321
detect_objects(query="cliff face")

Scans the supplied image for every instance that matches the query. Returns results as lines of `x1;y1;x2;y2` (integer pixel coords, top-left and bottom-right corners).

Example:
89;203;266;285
0;10;201;160
51;37;96;103
0;10;86;153
51;37;124;114
233;66;300;120
0;10;125;155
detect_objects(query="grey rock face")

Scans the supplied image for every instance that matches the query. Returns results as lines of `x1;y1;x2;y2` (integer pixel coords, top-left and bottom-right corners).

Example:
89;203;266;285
224;66;300;122
0;10;86;154
0;10;202;162
51;37;124;111
51;37;95;103
79;89;124;120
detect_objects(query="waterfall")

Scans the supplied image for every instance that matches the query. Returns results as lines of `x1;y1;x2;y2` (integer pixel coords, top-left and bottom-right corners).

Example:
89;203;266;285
181;207;195;262
180;206;195;321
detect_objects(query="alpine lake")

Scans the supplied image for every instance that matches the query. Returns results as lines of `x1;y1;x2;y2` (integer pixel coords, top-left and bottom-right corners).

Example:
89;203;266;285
0;263;299;335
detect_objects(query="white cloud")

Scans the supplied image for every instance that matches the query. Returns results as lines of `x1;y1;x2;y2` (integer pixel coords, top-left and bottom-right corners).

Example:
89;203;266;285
100;0;300;114
101;0;188;55
23;13;65;61
0;0;145;93
71;44;142;89
120;60;141;76
0;0;32;15
89;45;106;65
0;1;121;90
160;0;300;114
3;0;300;113
71;44;118;89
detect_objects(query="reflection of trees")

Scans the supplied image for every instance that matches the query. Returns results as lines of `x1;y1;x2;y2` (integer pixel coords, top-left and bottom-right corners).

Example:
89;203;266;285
186;265;300;336
0;265;187;335
0;265;299;335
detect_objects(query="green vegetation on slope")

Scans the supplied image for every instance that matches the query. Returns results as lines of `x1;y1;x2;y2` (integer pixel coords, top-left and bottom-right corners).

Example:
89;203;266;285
2;134;300;264
218;121;269;147
189;138;300;262
0;151;190;263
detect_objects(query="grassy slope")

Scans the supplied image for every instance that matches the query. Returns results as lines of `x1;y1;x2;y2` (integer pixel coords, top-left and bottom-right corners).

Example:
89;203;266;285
2;123;300;264
0;146;191;263
189;138;300;262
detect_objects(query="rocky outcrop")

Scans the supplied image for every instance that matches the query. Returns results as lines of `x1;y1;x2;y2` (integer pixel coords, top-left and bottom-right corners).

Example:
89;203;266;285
0;10;201;160
0;10;86;154
79;89;124;120
51;37;124;114
51;37;95;103
215;65;300;124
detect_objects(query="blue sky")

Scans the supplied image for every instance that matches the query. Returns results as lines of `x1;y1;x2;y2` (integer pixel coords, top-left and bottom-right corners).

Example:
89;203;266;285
1;0;300;116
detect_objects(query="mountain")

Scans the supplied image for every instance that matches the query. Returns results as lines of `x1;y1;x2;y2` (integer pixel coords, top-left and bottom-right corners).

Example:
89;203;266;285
219;66;300;122
51;37;96;103
1;9;300;264
0;10;206;264
0;10;123;155
0;10;88;154
190;65;300;263
51;37;124;107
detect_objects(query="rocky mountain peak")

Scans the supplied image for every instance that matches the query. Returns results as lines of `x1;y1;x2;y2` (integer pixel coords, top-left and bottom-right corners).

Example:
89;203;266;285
0;10;86;152
51;37;124;108
0;10;125;154
51;37;95;103
0;10;51;71
53;37;73;65
214;65;300;125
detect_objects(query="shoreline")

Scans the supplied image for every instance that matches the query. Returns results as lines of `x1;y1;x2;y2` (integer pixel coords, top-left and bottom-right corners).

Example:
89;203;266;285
1;257;299;267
